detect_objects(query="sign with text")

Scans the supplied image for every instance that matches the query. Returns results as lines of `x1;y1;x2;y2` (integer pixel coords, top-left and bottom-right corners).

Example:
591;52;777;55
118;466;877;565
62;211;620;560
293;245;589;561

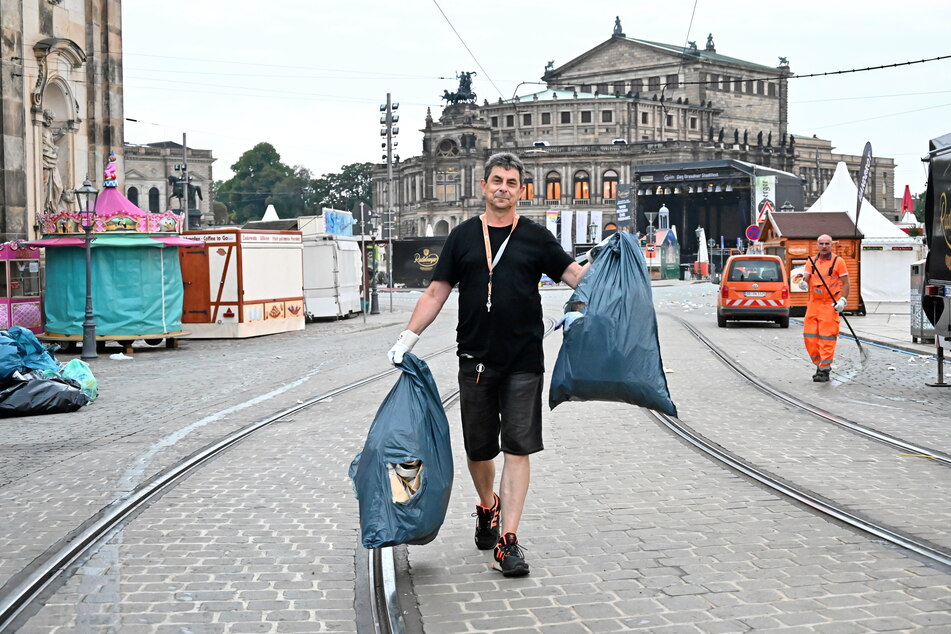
754;176;776;224
615;184;633;227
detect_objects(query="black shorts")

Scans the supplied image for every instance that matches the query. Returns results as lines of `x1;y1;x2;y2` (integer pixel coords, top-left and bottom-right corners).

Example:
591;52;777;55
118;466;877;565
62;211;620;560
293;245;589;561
458;358;544;461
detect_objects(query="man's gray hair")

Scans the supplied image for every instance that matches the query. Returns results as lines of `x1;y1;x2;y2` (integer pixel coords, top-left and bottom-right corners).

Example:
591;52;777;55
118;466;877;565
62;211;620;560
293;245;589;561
483;152;524;183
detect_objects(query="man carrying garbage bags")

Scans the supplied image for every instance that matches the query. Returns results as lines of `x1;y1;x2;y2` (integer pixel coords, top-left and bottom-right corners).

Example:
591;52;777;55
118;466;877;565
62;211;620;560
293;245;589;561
388;152;590;577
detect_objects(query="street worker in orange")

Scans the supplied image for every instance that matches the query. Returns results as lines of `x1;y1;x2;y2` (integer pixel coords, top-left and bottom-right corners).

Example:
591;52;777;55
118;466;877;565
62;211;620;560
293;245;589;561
803;234;851;382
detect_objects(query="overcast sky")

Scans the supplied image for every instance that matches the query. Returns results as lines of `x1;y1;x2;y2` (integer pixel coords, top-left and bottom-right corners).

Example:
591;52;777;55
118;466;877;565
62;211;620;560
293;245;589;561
121;0;951;197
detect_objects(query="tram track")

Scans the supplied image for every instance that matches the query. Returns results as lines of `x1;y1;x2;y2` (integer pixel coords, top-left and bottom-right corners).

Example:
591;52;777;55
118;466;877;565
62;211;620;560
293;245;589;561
0;344;459;633
653;314;951;570
673;314;951;466
646;408;951;569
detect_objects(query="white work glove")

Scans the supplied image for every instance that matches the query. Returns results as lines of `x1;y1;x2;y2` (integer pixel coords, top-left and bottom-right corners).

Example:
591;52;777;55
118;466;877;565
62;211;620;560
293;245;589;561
834;297;847;313
387;330;419;364
585;234;614;264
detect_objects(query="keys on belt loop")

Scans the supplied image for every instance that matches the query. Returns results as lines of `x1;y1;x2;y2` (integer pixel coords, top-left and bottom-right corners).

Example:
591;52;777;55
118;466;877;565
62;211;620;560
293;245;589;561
476;363;485;384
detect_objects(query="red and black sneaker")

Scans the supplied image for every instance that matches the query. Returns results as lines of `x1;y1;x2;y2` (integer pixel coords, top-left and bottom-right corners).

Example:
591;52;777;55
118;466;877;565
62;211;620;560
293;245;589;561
494;532;530;577
472;493;501;550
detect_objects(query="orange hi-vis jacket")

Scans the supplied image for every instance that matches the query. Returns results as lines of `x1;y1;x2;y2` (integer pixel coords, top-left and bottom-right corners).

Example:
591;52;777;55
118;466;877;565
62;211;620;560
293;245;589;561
803;255;849;371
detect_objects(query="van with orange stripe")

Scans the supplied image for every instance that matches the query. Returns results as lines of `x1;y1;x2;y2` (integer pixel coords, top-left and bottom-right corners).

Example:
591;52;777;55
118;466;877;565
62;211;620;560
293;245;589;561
717;254;790;328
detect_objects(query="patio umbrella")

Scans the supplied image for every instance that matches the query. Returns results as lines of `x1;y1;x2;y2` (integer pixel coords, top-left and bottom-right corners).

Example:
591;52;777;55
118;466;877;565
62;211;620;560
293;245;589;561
900;185;914;214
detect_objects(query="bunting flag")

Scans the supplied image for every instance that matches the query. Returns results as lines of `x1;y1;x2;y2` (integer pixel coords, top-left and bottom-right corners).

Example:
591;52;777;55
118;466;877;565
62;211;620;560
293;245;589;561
855;142;873;233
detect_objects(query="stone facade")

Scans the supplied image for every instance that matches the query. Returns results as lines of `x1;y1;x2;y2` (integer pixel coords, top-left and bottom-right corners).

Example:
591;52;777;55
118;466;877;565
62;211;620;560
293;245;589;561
124;142;216;228
374;27;896;239
0;0;123;241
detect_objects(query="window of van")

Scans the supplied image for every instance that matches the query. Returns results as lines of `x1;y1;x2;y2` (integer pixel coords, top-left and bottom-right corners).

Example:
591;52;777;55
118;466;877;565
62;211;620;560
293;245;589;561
728;259;782;282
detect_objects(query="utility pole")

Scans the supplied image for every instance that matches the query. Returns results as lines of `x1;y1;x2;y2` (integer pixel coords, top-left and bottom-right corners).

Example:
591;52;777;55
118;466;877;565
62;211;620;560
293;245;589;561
181;133;189;231
380;93;399;312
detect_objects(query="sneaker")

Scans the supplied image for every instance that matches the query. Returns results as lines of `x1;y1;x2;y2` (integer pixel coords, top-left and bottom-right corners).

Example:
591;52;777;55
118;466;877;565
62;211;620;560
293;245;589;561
473;493;501;550
494;532;530;577
814;369;830;383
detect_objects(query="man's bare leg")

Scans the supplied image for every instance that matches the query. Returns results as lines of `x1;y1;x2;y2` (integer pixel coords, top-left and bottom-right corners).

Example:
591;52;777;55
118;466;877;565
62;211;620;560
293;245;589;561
499;453;529;535
468;457;496;507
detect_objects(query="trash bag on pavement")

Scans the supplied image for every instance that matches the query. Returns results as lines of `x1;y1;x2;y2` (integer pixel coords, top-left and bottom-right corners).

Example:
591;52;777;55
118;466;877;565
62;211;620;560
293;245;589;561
4;326;59;373
0;336;20;381
349;353;453;549
60;359;98;402
549;232;678;417
0;371;89;417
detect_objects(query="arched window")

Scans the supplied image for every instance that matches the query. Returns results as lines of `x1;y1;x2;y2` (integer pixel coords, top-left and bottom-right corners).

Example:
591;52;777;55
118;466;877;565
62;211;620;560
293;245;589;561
545;171;561;200
148;187;160;213
603;170;618;200
573;170;590;200
127;186;139;207
521;172;535;200
434;219;450;236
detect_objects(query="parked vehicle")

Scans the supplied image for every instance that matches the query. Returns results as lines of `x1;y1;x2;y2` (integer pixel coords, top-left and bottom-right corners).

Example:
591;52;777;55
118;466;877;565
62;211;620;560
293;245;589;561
716;254;790;328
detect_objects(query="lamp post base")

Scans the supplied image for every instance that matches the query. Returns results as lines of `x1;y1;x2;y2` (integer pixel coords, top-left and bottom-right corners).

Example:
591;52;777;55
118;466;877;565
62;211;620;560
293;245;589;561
81;321;97;361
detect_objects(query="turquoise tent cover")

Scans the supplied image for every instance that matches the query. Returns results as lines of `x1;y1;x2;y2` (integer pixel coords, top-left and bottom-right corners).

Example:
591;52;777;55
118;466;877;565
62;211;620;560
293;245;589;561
43;237;184;336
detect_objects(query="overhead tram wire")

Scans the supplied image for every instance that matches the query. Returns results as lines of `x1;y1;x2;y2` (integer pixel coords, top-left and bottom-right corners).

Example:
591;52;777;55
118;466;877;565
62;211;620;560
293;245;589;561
661;0;699;115
673;54;951;88
431;0;504;99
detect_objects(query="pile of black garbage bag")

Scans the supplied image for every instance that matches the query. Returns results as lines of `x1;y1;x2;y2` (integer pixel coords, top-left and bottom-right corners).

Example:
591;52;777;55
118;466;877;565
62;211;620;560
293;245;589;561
0;327;97;417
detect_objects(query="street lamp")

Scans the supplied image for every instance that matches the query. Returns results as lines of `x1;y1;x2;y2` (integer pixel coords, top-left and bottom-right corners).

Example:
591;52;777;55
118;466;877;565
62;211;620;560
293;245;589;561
74;178;99;361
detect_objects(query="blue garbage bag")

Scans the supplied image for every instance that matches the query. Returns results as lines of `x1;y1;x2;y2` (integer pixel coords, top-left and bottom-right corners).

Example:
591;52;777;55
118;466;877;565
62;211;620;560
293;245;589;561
349;353;453;549
0;336;19;381
4;326;59;373
549;232;678;417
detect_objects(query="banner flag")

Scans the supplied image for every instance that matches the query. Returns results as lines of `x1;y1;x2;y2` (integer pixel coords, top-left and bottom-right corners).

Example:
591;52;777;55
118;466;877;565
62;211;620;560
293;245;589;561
855;142;873;233
560;209;574;252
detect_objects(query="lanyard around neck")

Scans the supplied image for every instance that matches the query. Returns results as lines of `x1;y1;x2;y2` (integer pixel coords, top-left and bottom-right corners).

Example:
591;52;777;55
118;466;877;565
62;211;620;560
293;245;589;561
480;213;519;313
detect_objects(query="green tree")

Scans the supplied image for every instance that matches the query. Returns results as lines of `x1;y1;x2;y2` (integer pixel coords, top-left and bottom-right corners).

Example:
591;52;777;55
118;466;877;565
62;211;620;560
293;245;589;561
216;142;294;224
914;192;926;223
312;162;374;212
269;166;319;219
216;150;374;224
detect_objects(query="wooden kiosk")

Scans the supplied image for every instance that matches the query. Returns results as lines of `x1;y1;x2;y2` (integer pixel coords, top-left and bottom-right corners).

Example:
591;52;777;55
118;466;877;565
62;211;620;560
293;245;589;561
180;229;305;338
757;211;864;317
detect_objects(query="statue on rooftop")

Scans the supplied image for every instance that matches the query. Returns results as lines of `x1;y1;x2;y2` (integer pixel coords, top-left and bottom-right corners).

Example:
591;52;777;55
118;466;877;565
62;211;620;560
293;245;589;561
441;71;478;105
613;16;624;37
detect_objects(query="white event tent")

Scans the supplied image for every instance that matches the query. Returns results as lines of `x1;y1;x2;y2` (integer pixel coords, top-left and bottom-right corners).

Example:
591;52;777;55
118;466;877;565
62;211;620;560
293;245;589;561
806;162;923;303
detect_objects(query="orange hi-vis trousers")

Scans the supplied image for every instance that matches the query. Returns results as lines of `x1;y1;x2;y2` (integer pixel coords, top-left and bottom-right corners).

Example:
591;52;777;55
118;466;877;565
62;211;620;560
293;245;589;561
803;288;840;371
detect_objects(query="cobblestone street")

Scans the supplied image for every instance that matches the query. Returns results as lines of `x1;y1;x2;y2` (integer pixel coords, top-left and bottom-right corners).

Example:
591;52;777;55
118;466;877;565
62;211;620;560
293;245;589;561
2;284;949;632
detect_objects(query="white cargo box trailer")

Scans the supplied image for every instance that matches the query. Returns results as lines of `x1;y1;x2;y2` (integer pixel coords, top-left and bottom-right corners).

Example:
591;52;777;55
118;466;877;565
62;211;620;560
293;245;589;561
298;216;363;320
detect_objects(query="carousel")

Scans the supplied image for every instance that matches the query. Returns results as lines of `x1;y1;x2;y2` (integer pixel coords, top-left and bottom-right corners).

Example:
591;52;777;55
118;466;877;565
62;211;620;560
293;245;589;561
26;153;199;354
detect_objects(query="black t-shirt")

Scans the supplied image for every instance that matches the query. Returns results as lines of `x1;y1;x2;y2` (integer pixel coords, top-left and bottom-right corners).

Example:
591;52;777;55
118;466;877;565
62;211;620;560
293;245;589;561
431;216;574;373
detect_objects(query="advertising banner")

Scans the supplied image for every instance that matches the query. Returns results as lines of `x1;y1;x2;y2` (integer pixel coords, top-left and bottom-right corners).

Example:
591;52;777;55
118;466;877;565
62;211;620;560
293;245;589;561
560;209;574;252
392;238;447;288
615;185;632;228
754;176;776;224
575;210;589;244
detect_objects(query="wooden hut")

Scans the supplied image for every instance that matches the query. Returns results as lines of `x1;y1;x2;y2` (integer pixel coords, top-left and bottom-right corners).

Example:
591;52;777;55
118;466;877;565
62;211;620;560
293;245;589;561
757;211;864;317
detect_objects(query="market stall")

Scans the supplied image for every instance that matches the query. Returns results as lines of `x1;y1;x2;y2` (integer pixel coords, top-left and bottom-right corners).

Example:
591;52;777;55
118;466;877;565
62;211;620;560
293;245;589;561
757;211;863;317
180;228;305;338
